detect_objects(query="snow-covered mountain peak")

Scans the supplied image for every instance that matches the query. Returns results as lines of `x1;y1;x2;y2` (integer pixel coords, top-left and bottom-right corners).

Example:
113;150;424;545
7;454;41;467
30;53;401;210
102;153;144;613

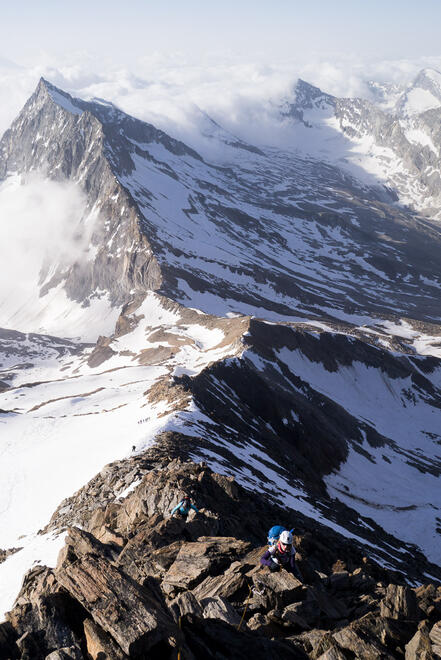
281;78;335;124
40;78;84;116
413;67;441;92
293;78;335;107
275;73;441;219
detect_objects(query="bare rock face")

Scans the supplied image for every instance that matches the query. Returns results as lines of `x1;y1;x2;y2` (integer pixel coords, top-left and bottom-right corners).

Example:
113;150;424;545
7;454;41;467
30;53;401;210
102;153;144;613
380;584;419;621
429;620;441;656
162;537;250;594
83;618;127;660
0;78;162;313
405;624;436;660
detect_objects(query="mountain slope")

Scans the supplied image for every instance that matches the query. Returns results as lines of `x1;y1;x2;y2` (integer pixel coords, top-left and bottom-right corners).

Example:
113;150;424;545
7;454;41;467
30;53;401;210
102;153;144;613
1;77;441;620
1;79;441;339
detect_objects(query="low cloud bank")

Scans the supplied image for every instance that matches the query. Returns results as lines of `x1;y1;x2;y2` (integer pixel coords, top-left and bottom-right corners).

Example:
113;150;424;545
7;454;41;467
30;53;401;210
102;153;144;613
0;174;90;328
1;52;441;150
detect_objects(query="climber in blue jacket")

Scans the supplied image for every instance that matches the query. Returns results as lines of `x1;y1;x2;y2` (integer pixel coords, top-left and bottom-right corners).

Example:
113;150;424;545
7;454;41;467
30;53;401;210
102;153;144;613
170;494;199;518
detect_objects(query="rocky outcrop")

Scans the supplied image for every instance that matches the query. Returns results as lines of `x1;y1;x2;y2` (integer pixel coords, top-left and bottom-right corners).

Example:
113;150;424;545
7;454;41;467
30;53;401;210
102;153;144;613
0;547;21;564
5;565;87;659
2;460;441;659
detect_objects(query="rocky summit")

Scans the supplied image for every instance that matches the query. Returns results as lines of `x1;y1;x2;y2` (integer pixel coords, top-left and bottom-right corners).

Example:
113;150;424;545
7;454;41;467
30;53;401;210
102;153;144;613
1;458;441;660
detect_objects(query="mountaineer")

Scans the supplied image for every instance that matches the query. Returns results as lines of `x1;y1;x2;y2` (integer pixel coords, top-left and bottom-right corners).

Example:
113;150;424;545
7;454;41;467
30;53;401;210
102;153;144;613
260;530;303;581
170;494;200;519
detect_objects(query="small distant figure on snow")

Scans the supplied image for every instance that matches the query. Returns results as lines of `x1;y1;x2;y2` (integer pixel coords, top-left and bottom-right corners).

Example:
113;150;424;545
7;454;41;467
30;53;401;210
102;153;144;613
170;494;199;519
260;530;302;581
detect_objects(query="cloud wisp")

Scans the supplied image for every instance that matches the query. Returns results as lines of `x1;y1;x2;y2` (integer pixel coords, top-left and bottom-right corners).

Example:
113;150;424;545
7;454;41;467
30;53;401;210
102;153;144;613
0;174;92;332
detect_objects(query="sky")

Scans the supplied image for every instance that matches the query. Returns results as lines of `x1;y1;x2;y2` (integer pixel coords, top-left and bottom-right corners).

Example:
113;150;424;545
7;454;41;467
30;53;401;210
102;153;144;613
2;0;441;63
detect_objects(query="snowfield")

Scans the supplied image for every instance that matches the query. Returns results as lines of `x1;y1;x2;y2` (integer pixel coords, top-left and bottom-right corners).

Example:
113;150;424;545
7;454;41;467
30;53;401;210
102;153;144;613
0;294;243;616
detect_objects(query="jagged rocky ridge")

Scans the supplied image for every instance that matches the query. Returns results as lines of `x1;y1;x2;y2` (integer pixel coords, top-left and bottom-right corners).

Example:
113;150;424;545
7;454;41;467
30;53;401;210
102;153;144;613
1;74;441;638
2;460;441;659
34;303;441;580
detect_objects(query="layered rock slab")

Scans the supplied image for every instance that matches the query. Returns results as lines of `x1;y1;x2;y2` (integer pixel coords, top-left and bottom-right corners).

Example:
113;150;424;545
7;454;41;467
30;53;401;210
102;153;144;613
55;528;180;657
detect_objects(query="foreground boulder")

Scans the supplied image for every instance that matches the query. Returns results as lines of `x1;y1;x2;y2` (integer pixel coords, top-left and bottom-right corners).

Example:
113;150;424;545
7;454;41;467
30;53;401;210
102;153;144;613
331;613;397;659
380;584;419;622
162;537;250;595
0;622;19;659
405;623;436;660
251;569;304;611
55;528;180;657
5;565;86;659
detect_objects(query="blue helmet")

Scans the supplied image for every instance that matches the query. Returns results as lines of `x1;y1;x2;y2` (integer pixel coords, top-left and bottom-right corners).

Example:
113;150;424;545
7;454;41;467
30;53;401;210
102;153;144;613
268;525;286;545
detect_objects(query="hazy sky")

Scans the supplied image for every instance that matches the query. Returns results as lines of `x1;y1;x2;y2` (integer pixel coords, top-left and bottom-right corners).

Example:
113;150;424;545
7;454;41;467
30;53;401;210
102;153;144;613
2;0;441;65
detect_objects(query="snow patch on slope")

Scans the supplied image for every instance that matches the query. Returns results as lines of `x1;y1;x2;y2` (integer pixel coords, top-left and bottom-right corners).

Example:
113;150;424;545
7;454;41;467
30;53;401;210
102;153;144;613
400;88;441;116
404;127;439;155
46;85;83;116
268;340;441;565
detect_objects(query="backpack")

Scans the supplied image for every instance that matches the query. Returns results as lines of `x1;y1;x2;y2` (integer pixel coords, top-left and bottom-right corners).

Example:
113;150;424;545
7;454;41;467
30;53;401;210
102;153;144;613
267;525;286;546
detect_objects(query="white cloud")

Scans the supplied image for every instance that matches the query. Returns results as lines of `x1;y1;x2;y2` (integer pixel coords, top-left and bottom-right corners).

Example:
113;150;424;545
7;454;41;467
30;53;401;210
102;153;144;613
2;51;441;150
0;54;420;134
0;174;90;329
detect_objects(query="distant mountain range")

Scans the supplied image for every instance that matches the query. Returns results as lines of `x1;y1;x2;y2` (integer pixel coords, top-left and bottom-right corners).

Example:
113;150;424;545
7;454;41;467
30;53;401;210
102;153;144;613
282;69;441;219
